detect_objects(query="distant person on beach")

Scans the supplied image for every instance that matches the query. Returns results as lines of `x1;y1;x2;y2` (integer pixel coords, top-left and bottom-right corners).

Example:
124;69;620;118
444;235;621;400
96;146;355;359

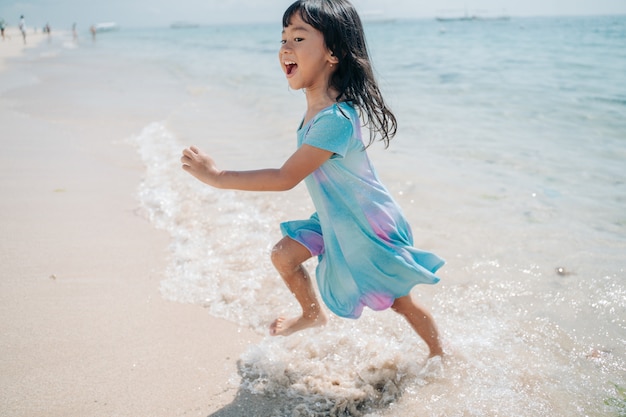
90;25;96;41
0;19;6;40
181;0;445;359
19;15;26;44
72;23;77;41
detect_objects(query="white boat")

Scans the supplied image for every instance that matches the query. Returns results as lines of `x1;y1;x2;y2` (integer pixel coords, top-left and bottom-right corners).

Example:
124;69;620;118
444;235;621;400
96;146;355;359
436;9;510;22
94;22;119;32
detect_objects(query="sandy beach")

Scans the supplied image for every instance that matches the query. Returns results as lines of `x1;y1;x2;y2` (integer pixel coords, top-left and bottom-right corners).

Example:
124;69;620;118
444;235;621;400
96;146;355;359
0;27;46;71
2;17;624;416
0;28;264;416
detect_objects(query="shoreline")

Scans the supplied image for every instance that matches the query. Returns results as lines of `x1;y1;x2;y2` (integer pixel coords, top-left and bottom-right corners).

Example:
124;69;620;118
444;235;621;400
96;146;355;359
0;31;263;416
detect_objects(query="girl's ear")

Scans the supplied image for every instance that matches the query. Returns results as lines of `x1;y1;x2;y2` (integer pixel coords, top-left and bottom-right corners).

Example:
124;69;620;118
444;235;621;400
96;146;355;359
328;51;340;65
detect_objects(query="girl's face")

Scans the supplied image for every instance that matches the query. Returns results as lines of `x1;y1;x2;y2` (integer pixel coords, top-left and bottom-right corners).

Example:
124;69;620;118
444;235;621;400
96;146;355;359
279;13;338;92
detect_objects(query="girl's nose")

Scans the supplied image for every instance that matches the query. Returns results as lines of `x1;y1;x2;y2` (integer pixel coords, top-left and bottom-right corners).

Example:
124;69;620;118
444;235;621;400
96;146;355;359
280;41;292;52
278;46;288;61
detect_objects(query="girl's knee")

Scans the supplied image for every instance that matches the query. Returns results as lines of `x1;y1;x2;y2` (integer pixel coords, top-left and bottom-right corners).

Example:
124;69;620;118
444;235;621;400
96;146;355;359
271;237;311;270
270;242;288;269
271;239;299;272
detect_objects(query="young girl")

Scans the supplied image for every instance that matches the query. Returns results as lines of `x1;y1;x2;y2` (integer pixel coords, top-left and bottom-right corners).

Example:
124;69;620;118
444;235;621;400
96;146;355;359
181;0;445;358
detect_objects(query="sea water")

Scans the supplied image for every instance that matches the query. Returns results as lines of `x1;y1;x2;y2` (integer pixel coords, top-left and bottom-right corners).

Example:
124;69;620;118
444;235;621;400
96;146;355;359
17;15;626;416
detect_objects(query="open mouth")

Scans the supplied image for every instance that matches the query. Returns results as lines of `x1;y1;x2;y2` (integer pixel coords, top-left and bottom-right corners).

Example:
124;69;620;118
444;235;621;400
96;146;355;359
285;61;298;76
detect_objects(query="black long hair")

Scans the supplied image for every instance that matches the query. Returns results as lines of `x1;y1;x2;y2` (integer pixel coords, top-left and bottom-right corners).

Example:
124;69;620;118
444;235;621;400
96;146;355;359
283;0;397;148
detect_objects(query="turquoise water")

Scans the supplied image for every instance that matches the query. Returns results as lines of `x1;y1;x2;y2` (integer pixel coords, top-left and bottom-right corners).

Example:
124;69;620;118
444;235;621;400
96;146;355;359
16;15;626;416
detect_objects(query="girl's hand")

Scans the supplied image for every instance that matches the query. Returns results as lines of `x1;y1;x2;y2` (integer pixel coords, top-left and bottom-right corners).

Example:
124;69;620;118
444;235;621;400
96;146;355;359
181;146;221;187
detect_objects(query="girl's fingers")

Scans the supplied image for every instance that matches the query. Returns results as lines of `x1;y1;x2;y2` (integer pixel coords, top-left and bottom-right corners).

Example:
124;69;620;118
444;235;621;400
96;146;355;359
181;147;200;166
181;148;197;167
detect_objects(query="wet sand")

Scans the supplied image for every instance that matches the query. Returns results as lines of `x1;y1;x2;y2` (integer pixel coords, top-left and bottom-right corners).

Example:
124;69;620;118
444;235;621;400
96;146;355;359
0;28;264;417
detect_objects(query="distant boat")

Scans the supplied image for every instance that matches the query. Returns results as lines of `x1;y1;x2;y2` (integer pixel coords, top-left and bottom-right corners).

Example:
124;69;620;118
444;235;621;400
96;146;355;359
94;22;119;32
170;21;199;29
436;9;509;22
436;15;510;22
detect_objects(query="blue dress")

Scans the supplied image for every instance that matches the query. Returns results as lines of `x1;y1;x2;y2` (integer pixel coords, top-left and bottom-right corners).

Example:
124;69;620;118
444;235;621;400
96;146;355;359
280;102;444;319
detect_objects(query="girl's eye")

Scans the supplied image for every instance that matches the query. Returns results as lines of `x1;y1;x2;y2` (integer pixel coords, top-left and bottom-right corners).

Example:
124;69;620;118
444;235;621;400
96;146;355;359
280;37;304;44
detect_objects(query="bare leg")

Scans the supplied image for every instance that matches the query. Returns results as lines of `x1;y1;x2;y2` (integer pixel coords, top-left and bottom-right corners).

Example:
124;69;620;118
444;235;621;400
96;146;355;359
391;294;443;357
269;236;328;336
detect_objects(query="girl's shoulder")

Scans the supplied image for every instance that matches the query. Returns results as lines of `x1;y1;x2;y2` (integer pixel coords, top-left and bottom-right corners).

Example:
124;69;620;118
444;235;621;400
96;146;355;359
299;102;360;156
316;102;357;126
326;101;357;120
300;102;357;133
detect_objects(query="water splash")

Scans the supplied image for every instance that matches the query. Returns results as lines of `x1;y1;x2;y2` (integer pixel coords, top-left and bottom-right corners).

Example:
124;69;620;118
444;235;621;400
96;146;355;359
131;122;625;416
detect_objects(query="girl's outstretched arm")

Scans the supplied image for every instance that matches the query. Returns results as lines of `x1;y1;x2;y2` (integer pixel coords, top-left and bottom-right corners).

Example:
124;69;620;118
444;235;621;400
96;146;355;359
181;144;332;191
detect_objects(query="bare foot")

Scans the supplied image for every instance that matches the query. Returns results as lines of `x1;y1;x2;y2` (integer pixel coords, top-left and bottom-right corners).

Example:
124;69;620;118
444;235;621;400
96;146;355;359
269;312;328;336
417;355;444;380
